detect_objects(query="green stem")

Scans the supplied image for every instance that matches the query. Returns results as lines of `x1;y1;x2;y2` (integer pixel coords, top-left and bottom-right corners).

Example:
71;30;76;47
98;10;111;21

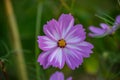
118;0;120;7
71;0;75;10
4;0;28;80
35;2;43;80
60;0;71;11
95;14;113;25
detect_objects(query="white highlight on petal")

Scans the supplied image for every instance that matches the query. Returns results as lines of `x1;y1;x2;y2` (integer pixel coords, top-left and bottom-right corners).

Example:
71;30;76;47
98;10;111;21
43;37;57;48
61;18;74;38
49;48;63;67
65;19;74;35
66;44;82;51
66;36;80;43
53;31;60;40
65;48;80;60
63;47;82;69
78;41;89;46
65;28;77;40
45;29;58;41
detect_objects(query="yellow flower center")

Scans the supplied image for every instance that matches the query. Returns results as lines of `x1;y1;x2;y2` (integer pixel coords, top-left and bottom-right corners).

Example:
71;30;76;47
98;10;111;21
58;39;66;48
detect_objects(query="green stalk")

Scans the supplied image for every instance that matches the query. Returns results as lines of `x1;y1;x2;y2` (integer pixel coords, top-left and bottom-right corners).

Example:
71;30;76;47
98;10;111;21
95;14;113;25
71;0;75;10
4;0;28;80
118;0;120;7
35;2;43;80
60;0;71;11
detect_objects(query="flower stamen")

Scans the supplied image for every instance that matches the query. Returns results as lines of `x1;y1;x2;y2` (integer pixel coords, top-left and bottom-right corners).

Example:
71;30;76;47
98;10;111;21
58;39;66;48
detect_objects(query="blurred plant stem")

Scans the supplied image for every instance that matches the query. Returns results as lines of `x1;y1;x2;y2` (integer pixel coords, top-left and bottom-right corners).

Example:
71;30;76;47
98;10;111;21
118;0;120;6
35;1;44;80
60;0;71;11
71;0;75;10
4;0;28;80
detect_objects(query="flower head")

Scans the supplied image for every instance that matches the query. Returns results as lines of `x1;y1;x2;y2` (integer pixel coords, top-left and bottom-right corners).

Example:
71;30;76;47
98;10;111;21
88;15;120;38
37;14;93;70
50;71;72;80
88;23;111;37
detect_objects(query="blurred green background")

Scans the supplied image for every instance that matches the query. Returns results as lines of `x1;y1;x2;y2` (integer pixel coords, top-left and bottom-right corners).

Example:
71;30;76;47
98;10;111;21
0;0;120;80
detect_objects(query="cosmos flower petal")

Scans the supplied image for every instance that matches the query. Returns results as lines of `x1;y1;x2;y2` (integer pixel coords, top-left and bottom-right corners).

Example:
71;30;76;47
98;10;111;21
88;33;101;37
37;36;57;51
78;41;94;49
89;26;105;34
58;14;74;38
88;24;111;37
37;51;50;69
67;41;93;58
100;23;110;30
115;15;120;24
66;77;72;80
50;71;64;80
111;15;120;32
63;48;83;70
37;48;60;69
48;48;65;69
67;42;92;53
43;19;61;41
65;24;86;43
78;41;93;57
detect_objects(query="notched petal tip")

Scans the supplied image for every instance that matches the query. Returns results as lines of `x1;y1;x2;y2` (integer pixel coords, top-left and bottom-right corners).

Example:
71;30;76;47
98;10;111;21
47;19;57;24
59;13;74;22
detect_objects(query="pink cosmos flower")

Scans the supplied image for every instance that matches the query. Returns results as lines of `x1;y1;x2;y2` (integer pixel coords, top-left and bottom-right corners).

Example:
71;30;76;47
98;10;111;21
37;14;93;70
88;15;120;38
50;71;72;80
88;23;111;37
